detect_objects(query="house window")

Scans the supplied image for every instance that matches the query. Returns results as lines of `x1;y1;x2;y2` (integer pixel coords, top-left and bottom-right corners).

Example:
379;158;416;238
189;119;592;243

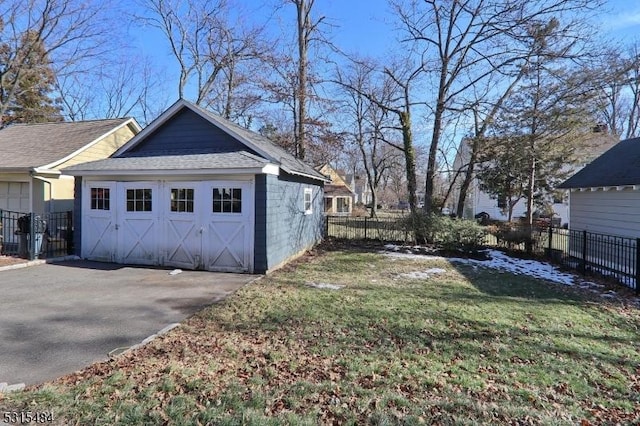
324;197;333;212
126;188;152;212
337;197;350;213
304;188;313;214
171;188;194;212
90;188;110;210
213;188;242;213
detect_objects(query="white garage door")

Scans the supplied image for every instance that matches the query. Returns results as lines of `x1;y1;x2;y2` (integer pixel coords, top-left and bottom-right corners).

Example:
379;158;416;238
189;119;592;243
82;180;253;272
0;181;29;212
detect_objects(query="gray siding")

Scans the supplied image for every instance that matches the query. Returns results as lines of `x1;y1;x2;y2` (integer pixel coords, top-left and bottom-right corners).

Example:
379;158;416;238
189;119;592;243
73;176;82;256
254;173;324;273
125;109;254;156
570;188;640;238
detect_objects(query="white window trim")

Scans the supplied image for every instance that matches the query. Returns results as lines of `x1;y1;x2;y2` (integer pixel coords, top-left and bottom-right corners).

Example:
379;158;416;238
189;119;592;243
304;188;313;215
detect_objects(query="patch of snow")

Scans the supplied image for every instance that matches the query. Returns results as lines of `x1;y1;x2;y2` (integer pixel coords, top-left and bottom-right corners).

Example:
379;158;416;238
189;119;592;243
306;282;344;290
168;269;182;275
383;248;576;286
400;268;447;280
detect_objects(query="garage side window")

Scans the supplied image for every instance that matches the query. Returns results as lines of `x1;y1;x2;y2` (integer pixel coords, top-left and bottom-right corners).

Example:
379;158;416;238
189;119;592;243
90;188;110;210
170;188;194;212
304;188;313;214
213;188;241;213
126;189;152;212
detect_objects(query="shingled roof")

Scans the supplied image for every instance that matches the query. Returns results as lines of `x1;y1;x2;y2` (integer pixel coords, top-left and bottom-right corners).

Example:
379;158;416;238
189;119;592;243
0;118;138;170
558;137;640;189
63;151;269;174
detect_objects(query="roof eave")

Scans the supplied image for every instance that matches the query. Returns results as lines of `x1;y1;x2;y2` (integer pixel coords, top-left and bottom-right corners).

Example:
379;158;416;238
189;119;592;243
281;166;330;183
0;167;31;173
63;165;279;177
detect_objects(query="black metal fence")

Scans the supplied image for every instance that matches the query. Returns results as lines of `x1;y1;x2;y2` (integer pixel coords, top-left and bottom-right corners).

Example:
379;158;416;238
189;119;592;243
325;216;639;293
326;216;414;243
0;209;73;260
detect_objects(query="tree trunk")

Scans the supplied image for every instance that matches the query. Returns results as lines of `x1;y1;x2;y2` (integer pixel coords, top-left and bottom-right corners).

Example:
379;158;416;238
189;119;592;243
296;0;308;160
424;99;446;213
456;138;480;218
525;156;536;254
400;111;418;213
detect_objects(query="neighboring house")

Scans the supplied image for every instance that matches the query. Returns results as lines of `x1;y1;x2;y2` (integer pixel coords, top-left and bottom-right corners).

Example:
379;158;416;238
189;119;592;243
63;99;327;274
318;164;354;216
354;175;373;206
450;129;618;224
558;136;640;238
0;118;141;214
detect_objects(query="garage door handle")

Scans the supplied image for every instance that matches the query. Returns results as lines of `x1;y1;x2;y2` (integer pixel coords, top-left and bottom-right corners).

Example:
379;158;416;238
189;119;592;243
115;224;119;230
199;227;204;234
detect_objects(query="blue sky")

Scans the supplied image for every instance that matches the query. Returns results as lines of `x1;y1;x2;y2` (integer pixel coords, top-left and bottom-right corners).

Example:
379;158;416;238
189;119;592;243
134;0;640;75
128;0;640;127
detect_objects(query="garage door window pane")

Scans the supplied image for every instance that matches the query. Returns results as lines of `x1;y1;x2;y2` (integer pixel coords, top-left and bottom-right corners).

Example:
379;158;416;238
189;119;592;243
213;188;241;213
126;188;152;212
90;188;110;210
171;188;194;212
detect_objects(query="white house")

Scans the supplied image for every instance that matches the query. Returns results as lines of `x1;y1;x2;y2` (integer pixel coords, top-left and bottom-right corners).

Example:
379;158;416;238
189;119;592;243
450;129;618;225
559;136;640;237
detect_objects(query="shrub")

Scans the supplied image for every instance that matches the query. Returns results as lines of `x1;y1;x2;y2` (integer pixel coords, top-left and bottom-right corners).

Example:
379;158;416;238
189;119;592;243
404;212;486;251
492;223;535;248
439;218;487;252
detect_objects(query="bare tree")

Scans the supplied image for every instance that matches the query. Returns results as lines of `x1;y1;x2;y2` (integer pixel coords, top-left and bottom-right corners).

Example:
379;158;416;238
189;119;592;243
391;0;605;214
56;56;166;125
591;43;640;139
337;58;404;217
289;0;328;160
335;55;425;214
0;0;116;125
137;0;266;124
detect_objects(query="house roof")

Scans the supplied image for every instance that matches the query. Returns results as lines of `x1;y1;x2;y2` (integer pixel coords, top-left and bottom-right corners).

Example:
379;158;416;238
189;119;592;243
0;118;140;170
559;137;640;189
63;151;270;175
108;100;327;182
324;184;354;197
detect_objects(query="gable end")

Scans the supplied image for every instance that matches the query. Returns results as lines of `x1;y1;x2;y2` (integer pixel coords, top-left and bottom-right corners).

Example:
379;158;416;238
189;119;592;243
123;108;259;157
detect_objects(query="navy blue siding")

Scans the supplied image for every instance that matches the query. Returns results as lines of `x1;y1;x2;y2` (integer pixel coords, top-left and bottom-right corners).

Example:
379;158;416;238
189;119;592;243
254;173;324;273
73;176;82;256
125;109;256;156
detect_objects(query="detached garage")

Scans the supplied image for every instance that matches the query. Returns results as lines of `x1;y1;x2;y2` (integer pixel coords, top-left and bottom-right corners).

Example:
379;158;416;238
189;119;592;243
63;100;327;273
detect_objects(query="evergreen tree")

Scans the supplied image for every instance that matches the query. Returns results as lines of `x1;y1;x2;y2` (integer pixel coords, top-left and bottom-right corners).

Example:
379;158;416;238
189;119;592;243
0;30;62;126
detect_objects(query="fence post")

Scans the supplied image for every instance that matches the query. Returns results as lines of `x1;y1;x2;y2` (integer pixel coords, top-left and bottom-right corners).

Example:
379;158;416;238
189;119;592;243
581;230;587;275
548;225;553;257
66;210;74;255
325;215;329;238
635;238;640;295
29;213;35;260
364;217;368;240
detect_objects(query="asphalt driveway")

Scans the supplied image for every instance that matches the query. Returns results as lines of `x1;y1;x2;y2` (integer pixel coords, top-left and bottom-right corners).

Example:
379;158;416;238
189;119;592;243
0;260;257;386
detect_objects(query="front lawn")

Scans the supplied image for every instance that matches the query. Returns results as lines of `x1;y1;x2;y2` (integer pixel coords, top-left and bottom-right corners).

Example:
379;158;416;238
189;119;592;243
2;245;640;424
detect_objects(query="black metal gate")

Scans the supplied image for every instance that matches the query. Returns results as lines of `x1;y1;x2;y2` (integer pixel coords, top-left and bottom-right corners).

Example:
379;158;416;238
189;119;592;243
0;209;73;260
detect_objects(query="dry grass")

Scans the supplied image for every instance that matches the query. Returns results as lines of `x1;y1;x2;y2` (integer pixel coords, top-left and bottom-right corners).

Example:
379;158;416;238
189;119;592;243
1;246;639;425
